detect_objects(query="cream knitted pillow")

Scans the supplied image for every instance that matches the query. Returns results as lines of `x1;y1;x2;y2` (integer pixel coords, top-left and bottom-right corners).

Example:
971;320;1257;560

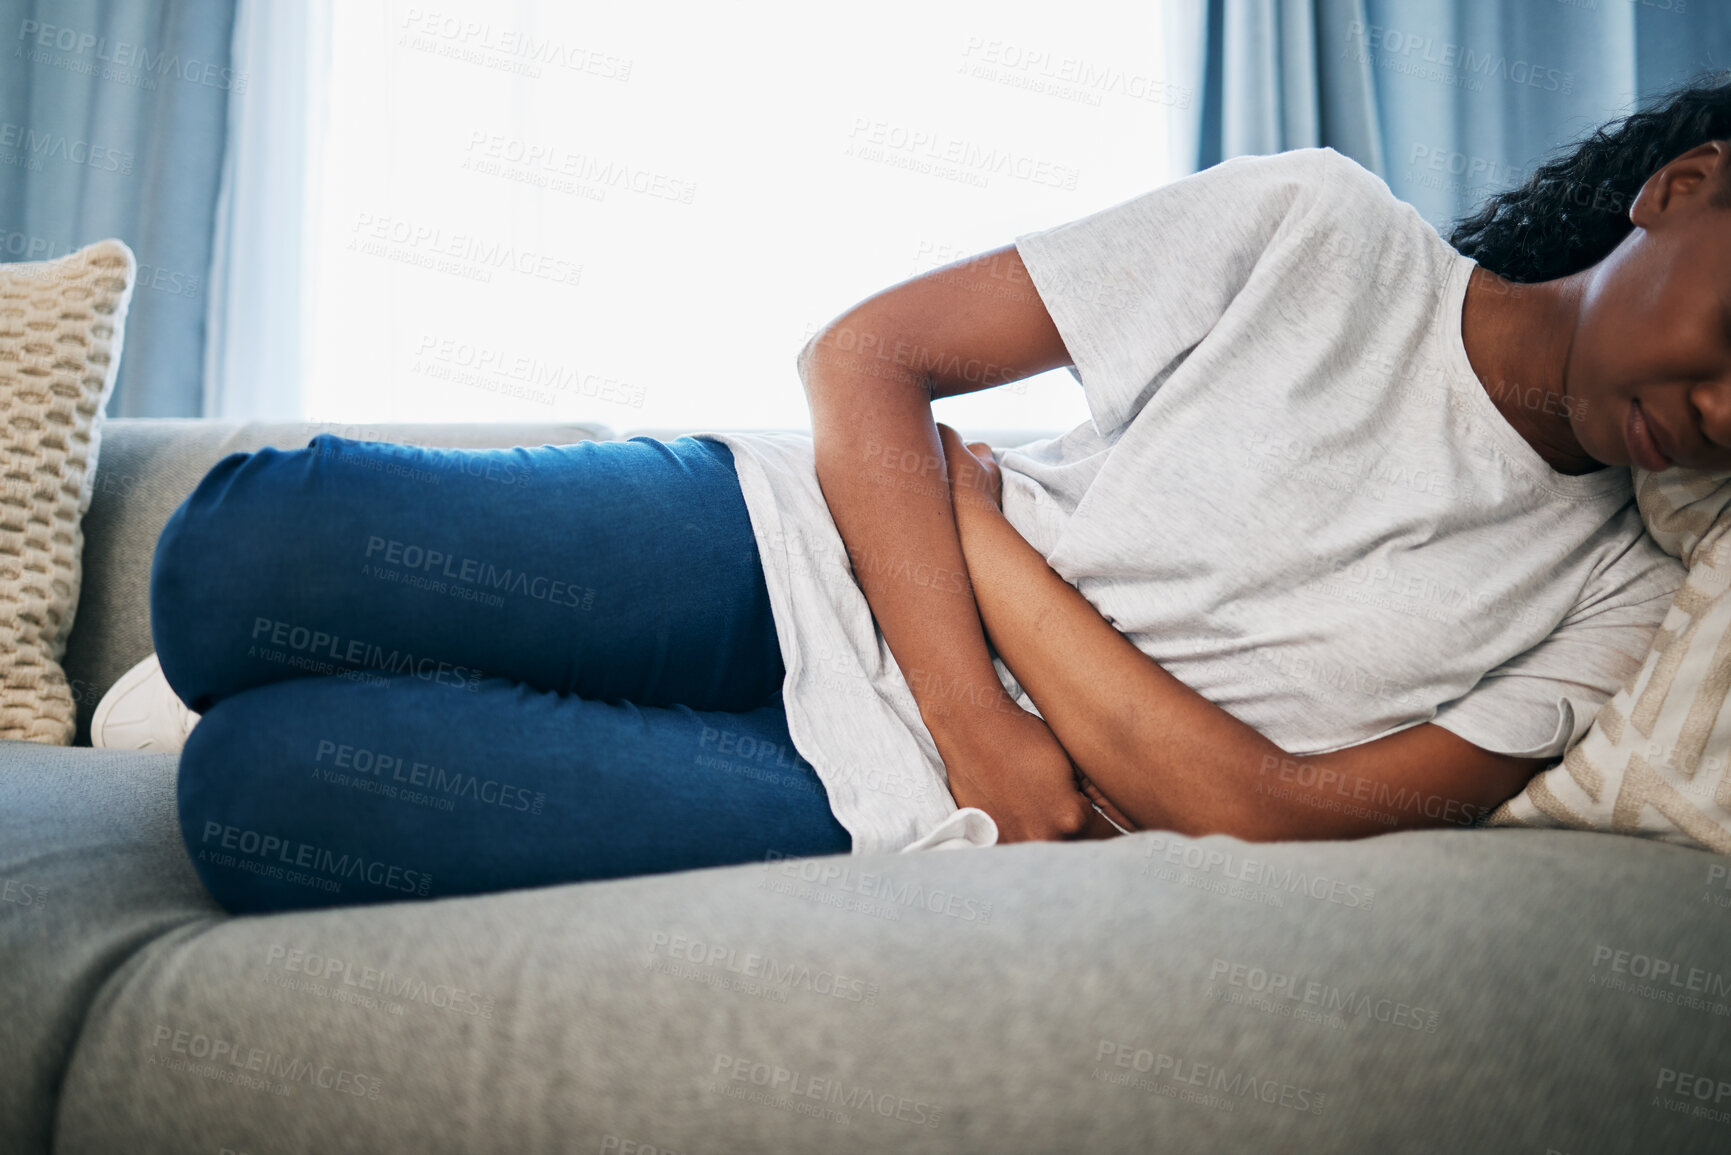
1482;463;1731;854
0;239;137;744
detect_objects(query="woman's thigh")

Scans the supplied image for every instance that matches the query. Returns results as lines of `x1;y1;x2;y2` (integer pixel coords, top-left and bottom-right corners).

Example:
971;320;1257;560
151;434;783;714
177;671;851;915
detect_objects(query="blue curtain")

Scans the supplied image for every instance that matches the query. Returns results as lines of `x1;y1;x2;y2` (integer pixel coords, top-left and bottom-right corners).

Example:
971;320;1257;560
0;0;236;417
1193;0;1731;239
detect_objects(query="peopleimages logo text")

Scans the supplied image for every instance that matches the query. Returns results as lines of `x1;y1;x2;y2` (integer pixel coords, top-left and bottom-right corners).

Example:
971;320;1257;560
1142;834;1376;910
197;821;433;897
15;20;246;92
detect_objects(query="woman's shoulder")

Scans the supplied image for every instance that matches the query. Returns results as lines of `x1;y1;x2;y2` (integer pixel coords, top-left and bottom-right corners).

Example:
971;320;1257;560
1215;145;1380;203
1284;146;1395;203
1272;148;1453;290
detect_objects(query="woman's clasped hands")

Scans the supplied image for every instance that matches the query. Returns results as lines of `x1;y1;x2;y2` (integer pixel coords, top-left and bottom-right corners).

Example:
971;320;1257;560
929;422;1132;843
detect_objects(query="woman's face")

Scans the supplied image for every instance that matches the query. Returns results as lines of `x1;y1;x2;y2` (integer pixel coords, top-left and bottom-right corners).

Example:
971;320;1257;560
1567;141;1731;474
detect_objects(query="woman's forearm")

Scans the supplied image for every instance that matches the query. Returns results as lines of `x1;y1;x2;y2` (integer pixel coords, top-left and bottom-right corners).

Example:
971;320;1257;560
952;501;1290;836
799;333;1028;752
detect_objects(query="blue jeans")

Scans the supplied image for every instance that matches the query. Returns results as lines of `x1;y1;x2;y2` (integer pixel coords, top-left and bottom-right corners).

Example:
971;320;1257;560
151;434;852;915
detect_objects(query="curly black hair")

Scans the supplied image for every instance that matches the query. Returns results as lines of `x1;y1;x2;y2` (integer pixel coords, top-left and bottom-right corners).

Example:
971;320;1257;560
1448;69;1731;284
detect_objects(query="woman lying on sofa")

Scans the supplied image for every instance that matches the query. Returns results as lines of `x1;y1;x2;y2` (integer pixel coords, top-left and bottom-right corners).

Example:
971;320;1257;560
139;72;1730;914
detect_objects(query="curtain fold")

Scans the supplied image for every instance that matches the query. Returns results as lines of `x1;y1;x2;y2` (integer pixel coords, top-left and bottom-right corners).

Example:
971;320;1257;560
0;0;237;417
1187;0;1731;236
202;0;331;419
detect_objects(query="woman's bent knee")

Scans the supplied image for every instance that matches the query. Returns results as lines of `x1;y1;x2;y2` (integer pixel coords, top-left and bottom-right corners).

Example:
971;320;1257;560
150;452;257;712
175;679;443;915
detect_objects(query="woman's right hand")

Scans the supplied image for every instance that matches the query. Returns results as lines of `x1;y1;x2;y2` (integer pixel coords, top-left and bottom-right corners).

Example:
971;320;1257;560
932;704;1093;843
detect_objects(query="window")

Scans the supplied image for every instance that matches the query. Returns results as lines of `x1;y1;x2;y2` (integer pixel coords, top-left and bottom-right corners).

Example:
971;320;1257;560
304;0;1179;433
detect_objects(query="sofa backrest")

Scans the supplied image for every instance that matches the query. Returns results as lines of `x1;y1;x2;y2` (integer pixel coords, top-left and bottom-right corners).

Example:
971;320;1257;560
62;418;616;746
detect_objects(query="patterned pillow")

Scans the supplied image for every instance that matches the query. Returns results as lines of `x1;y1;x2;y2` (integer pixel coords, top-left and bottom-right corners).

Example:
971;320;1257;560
1482;464;1731;854
0;239;137;744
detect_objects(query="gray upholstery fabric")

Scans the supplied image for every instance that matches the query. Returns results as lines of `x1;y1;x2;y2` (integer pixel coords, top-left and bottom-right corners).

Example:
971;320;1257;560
0;741;219;1155
7;418;1729;1153
62;419;614;746
10;739;1728;1153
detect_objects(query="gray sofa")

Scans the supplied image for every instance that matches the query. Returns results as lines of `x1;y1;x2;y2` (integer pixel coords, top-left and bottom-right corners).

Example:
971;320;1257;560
4;418;1730;1154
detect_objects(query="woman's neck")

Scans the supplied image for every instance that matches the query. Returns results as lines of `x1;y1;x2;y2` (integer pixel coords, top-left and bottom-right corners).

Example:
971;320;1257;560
1460;263;1602;476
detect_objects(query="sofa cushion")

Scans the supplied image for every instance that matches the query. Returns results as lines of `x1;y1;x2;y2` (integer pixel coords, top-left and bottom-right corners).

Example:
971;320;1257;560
0;740;220;1155
60;419;613;746
0;240;137;744
28;739;1731;1154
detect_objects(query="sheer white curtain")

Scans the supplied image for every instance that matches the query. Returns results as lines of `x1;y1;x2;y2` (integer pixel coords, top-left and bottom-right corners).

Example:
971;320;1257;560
1162;0;1208;180
203;0;333;419
215;0;1187;432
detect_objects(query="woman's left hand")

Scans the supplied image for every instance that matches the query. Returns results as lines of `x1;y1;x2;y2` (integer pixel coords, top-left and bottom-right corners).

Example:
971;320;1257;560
1076;770;1140;836
935;422;1003;512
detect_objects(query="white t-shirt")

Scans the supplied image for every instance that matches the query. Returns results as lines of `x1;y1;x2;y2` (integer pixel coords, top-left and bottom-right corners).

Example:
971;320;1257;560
691;145;1686;857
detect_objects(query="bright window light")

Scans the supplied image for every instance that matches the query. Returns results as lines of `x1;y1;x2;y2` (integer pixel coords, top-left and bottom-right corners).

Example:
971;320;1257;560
304;0;1177;435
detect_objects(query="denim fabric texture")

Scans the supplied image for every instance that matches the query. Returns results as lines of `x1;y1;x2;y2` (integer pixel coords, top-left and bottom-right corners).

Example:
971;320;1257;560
151;434;851;913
